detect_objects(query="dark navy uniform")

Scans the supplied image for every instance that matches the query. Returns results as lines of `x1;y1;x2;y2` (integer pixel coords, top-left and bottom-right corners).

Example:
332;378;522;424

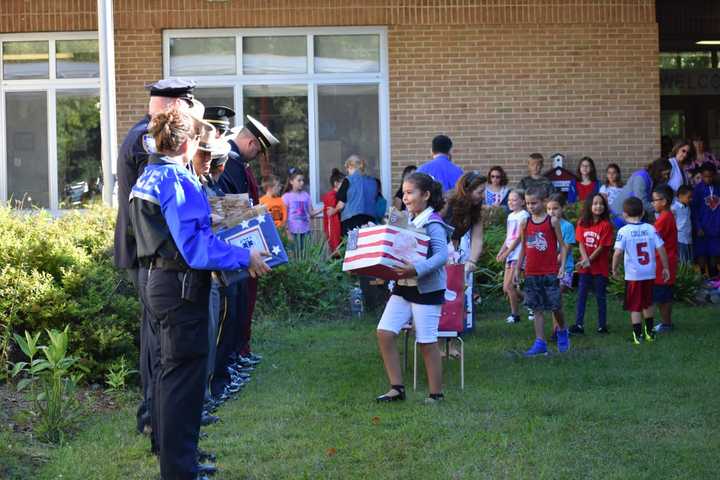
130;154;250;480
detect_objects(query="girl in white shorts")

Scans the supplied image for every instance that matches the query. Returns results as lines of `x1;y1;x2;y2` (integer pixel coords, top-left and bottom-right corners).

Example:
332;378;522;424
376;172;451;404
496;189;529;324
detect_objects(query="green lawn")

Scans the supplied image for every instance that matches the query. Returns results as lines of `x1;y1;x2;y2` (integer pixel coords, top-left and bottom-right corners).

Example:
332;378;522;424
10;299;720;479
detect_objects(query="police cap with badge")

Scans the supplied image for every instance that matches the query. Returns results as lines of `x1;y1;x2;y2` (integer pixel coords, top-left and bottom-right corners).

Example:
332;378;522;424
244;115;280;151
203;106;235;169
146;78;197;102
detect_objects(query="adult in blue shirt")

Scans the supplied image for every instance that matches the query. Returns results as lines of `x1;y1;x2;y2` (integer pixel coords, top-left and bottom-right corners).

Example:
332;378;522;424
417;135;464;194
335;155;378;235
130;108;270;480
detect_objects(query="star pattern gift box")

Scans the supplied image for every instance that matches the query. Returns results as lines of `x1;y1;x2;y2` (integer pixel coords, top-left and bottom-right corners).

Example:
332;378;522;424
216;211;289;284
342;225;429;281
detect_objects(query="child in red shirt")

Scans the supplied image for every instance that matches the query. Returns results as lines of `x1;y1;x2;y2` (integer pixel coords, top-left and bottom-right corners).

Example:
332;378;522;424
515;186;569;356
650;185;678;333
321;168;345;255
572;193;614;334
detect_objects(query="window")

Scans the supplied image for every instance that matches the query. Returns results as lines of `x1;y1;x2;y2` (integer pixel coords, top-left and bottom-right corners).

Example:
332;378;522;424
164;27;389;203
660;51;715;70
0;33;101;210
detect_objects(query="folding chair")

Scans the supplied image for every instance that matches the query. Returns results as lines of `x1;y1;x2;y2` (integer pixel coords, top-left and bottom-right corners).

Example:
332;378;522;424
413;331;464;390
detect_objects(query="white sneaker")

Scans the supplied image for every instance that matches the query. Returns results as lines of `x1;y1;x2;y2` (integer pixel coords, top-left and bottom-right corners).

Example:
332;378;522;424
527;308;535;321
505;314;520;324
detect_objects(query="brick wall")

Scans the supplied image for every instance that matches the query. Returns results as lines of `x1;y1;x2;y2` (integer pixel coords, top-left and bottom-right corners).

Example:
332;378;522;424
1;0;660;185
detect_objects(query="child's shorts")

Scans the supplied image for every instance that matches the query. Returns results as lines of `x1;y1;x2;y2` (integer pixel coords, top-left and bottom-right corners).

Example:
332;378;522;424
377;295;441;344
624;279;653;312
505;260;518;269
559;271;573;290
524;274;561;312
694;236;720;258
653;284;674;304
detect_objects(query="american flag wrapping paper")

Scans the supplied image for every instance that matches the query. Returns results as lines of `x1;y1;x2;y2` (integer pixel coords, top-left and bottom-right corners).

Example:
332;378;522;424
216;212;289;284
342;225;429;280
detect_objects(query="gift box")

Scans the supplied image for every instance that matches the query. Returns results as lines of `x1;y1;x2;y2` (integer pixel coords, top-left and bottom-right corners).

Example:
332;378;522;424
342;225;429;280
216;212;288;284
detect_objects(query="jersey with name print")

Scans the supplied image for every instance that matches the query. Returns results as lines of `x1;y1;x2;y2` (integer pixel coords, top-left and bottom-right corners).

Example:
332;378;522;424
614;222;664;281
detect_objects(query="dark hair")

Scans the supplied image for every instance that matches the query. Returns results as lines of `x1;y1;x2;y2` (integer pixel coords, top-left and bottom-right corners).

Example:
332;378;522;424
148;109;197;155
447;171;487;239
576;156;598;182
431;135;452;154
375;177;384;199
670;139;692;164
653;184;674;204
529;153;544;163
330;168;344;186
487;165;508;186
525;185;548;200
579;193;610;226
647;158;672;185
401;165;417;180
605;163;623;187
404;172;445;211
700;161;718;174
677;184;693;196
623;196;644;218
547;192;567;208
284;168;305;193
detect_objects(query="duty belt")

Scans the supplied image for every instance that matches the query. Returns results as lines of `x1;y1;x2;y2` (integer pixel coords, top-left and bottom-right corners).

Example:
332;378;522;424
149;256;189;272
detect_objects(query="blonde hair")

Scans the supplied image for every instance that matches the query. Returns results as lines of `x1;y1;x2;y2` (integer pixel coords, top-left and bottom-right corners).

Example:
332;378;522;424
344;154;366;173
148;109;197;155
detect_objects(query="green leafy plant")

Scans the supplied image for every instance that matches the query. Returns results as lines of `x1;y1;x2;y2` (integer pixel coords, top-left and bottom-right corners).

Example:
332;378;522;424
104;356;138;393
11;326;86;444
608;262;703;305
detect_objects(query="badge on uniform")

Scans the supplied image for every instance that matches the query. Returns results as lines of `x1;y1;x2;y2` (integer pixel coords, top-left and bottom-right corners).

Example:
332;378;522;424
216;212;289;284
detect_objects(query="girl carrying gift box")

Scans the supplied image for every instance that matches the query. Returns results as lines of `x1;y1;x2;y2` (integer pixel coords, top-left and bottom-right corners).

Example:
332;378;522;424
375;172;452;404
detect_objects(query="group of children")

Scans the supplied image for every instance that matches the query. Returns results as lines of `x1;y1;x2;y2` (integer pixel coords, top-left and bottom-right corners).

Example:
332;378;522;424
259;166;387;254
497;153;720;356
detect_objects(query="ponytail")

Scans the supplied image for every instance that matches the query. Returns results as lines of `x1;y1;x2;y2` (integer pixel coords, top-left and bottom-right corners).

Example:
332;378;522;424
148;109;196;155
405;172;445;212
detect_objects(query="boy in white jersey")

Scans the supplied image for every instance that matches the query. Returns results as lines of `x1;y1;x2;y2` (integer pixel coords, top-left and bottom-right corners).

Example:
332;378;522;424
612;197;670;344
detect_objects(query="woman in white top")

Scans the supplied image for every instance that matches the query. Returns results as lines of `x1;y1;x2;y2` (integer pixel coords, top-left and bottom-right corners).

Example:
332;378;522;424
667;139;690;192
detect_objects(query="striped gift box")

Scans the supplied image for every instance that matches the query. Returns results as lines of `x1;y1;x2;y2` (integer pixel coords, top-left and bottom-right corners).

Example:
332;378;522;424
342;225;429;280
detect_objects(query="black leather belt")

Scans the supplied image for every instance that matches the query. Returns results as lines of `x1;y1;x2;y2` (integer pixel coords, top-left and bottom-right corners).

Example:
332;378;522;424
149;257;189;272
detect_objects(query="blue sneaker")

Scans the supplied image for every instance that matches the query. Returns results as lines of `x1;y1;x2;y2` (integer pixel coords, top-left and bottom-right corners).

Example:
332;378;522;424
557;329;570;353
524;338;548;357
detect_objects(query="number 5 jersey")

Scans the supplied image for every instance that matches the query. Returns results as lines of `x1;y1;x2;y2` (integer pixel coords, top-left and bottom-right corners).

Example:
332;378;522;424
614;222;664;281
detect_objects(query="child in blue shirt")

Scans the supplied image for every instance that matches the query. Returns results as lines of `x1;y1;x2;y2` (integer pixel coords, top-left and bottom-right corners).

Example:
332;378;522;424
691;162;720;277
547;193;575;338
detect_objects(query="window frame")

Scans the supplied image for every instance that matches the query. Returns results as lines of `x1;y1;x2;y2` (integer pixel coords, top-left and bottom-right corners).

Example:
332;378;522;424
0;32;100;210
163;26;391;205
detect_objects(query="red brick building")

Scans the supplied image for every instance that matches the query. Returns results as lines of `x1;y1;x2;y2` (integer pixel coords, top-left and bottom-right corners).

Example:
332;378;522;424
1;1;718;209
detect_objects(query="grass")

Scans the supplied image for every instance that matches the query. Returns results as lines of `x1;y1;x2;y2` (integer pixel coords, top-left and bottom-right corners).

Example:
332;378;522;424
4;297;720;479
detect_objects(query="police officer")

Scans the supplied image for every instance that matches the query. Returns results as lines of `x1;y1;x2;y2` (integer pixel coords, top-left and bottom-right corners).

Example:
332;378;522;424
113;78;197;437
130;106;270;480
219;115;280;369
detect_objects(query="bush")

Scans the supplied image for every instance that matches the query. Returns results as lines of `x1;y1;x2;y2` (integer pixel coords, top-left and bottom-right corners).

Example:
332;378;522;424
0;205;138;381
608;262;703;305
256;233;352;321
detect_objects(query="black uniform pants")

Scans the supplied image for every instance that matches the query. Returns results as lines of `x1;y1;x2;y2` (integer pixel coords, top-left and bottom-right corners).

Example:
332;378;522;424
145;268;210;480
210;281;239;397
135;267;160;441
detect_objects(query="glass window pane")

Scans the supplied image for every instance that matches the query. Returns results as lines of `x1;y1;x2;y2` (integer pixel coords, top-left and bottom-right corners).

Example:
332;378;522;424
56;40;99;79
5;92;49;208
169;37;236;76
659;53;678;69
2;41;49;80
194;87;236;129
243;36;307;74
243;85;308;184
317;84;380;193
57;90;102;209
314;35;380;73
679;52;712;69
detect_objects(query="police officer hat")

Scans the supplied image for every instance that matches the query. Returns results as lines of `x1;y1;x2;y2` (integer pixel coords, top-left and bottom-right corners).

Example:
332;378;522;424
204;106;235;135
244;115;279;151
145;78;197;102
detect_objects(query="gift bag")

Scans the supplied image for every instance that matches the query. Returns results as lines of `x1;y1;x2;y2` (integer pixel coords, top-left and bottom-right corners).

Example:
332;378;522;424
439;264;465;332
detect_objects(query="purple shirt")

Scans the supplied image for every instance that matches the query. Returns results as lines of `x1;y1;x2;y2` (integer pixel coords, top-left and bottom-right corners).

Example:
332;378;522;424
282;191;312;234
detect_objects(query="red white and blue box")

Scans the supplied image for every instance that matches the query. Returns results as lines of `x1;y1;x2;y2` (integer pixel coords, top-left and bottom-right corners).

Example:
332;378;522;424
217;212;288;283
342;225;429;281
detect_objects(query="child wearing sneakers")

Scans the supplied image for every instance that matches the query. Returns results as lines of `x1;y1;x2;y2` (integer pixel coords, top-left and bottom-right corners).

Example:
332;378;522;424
612;197;670;345
651;185;679;334
496;189;530;324
572;193;614;334
546;193;575;339
672;184;693;264
515;186;569;356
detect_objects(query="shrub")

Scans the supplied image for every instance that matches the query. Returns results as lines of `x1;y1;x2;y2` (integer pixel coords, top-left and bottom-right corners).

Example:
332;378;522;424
256;233;352;321
608;262;703;305
0;205;138;381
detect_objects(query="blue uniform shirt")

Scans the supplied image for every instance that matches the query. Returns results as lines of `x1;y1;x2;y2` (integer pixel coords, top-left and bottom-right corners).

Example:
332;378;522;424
417;154;464;193
131;156;250;271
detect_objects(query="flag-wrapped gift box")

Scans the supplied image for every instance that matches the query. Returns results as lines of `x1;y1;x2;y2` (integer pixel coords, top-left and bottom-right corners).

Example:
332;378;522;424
342;225;429;280
216;211;288;284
